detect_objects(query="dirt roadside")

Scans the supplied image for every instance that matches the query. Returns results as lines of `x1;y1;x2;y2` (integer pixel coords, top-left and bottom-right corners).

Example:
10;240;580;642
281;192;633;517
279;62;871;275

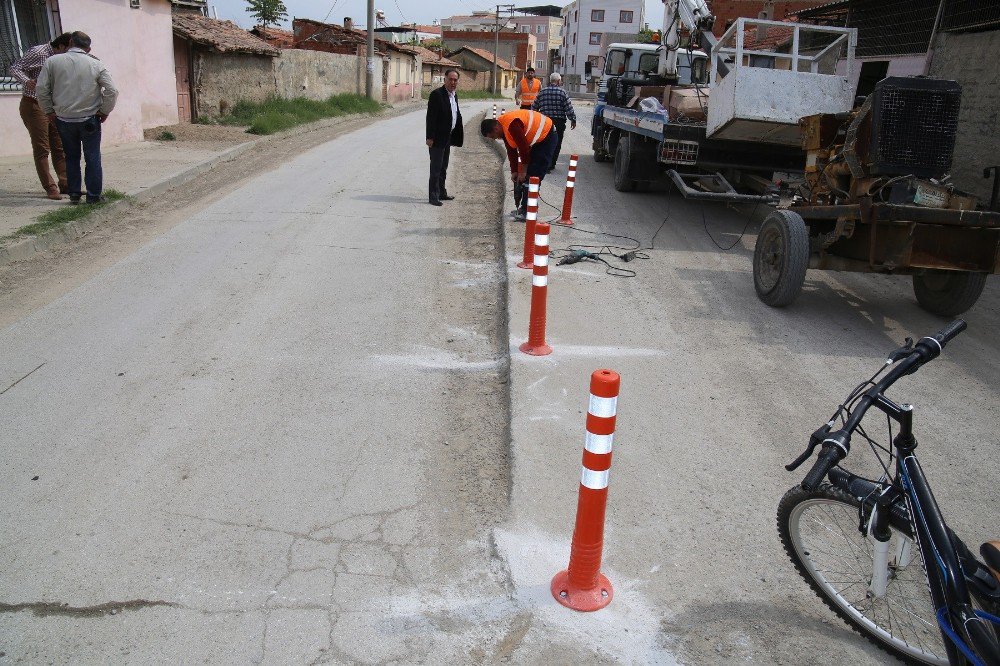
0;105;422;329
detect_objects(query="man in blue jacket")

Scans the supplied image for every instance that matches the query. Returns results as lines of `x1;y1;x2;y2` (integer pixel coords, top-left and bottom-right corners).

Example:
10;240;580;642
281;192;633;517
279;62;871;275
425;69;463;206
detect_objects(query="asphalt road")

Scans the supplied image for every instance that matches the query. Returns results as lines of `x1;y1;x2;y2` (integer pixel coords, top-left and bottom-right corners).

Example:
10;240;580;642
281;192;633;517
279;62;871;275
495;104;999;664
0;103;525;663
1;102;996;665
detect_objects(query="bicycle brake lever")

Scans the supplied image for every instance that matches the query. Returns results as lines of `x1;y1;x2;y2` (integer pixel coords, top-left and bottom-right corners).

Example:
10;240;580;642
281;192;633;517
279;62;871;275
885;337;914;364
786;423;833;471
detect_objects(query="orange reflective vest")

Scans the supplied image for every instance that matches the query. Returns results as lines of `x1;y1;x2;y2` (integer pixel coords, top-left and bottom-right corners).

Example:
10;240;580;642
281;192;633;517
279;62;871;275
497;109;553;150
519;77;541;106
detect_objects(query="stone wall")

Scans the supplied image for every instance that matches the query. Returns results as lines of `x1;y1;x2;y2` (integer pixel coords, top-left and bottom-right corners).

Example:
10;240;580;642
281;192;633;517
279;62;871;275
194;52;276;119
929;29;1000;203
274;48;363;100
194;48;371;119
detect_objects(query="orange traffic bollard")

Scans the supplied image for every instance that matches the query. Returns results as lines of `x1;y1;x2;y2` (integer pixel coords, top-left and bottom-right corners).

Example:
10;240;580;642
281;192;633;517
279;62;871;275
517;176;540;270
519;221;552;356
551;369;620;611
560;154;579;225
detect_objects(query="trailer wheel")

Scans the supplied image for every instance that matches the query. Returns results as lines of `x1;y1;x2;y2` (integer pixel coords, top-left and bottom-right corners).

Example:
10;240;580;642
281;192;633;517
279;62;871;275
613;134;637;192
753;210;810;307
912;271;988;317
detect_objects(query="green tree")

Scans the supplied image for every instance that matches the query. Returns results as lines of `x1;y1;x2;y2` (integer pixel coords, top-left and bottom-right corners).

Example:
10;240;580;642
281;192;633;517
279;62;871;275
245;0;288;29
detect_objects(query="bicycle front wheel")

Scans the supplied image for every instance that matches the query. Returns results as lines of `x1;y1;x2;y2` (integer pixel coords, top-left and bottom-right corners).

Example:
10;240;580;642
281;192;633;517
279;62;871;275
778;483;949;664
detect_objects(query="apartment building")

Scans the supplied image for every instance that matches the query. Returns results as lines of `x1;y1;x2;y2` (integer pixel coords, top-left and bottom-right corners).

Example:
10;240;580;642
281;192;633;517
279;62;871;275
509;15;563;78
559;0;644;88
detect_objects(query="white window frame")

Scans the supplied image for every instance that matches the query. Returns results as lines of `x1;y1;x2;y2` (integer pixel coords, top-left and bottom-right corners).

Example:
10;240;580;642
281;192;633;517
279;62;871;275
591;9;604;22
620;10;634;24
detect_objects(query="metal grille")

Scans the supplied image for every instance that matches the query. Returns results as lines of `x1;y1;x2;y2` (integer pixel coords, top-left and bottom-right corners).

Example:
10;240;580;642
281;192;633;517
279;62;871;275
1;0;50;91
869;77;962;178
848;0;938;57
660;139;699;166
940;0;1000;32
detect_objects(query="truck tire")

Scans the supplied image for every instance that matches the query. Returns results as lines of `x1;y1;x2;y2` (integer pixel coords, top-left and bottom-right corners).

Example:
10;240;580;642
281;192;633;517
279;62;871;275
912;271;988;317
753;210;810;307
614;134;637;192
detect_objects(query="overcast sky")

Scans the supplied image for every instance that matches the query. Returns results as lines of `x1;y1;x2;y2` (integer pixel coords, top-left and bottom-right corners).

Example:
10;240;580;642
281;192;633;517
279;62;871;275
209;0;667;30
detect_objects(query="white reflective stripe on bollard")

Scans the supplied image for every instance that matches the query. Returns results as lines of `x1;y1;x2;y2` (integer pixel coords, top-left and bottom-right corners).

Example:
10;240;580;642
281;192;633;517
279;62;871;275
584;432;613;454
534;234;549;246
534;254;549;267
532;274;548;287
526;211;537;221
588;394;618;418
567;182;575;189
581;467;610;490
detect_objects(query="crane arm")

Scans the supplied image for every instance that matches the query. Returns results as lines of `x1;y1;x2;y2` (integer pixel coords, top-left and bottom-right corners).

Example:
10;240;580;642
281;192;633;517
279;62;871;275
659;0;716;80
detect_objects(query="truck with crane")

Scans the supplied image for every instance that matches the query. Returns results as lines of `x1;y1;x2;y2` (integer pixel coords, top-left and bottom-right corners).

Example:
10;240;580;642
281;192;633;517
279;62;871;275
590;0;1000;315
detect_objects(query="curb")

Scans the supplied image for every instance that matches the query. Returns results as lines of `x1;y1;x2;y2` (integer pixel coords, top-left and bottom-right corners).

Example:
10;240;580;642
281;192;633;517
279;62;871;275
0;102;422;267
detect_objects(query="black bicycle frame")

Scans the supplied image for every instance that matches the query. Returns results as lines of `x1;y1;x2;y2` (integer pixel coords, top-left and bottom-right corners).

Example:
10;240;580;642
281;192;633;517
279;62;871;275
836;386;998;664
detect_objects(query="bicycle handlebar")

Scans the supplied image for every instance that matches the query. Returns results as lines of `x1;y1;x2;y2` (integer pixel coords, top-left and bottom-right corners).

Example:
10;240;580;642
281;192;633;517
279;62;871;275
801;432;849;491
793;319;967;490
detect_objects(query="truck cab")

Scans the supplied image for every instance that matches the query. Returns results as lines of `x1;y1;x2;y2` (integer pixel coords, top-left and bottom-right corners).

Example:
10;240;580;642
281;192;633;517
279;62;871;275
597;43;709;102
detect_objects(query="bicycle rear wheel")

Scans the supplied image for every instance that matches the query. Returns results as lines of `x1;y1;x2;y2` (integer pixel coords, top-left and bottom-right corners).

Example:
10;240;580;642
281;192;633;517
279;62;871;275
778;483;949;664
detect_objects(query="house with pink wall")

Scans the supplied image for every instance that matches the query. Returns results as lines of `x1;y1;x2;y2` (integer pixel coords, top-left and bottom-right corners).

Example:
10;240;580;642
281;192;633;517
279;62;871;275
1;0;179;158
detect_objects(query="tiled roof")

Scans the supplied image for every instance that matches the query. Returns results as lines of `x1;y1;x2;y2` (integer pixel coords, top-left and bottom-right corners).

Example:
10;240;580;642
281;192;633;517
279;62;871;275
294;18;416;56
449;46;514;70
250;25;296;48
742;23;795;50
172;13;278;56
404;45;460;67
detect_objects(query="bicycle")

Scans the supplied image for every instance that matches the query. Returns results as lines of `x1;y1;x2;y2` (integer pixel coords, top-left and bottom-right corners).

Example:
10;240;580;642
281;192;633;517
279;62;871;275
777;319;1000;665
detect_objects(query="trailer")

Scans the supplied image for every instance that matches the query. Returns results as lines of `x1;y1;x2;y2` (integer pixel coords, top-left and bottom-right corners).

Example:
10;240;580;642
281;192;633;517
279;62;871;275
753;77;1000;316
591;6;997;314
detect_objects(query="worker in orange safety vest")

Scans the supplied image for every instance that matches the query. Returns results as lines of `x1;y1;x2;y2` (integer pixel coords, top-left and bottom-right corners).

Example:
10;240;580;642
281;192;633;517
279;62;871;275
481;109;557;218
516;67;541;109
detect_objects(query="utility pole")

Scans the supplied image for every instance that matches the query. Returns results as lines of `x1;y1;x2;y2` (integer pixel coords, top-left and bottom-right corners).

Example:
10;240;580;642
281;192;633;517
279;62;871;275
366;0;375;99
494;4;515;95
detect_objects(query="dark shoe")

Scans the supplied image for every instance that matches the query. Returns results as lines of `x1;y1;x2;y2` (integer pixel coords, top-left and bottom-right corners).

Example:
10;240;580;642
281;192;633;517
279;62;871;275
69;196;82;205
86;196;106;204
429;199;443;206
440;194;455;201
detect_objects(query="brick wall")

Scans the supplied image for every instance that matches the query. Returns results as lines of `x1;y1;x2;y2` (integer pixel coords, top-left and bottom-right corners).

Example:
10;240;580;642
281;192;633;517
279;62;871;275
929;29;1000;203
708;1;819;35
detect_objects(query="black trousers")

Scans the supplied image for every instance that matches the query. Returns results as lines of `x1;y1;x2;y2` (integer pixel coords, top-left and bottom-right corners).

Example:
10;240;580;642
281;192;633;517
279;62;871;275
428;144;450;202
550;117;567;169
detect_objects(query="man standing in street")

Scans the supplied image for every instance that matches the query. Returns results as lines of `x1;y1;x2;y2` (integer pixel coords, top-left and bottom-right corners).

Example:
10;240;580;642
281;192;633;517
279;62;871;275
425;68;463;206
515;67;540;110
36;31;118;205
532;72;576;173
9;32;72;200
480;109;557;218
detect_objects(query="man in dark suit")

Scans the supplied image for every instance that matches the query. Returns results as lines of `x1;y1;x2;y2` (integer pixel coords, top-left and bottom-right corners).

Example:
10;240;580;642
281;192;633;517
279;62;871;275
425;68;463;206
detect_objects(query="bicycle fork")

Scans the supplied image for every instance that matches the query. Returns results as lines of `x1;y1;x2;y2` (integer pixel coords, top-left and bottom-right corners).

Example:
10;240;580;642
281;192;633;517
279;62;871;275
864;486;910;599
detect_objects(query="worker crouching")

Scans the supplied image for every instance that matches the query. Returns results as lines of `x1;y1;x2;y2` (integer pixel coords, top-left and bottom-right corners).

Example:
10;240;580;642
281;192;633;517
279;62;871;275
481;110;557;219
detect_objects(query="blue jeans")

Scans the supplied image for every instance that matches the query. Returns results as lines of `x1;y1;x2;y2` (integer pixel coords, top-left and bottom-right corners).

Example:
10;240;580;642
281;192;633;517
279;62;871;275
56;117;103;202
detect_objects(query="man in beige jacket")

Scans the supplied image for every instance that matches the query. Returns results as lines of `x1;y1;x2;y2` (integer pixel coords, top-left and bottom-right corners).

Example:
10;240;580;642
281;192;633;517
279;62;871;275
36;31;118;204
